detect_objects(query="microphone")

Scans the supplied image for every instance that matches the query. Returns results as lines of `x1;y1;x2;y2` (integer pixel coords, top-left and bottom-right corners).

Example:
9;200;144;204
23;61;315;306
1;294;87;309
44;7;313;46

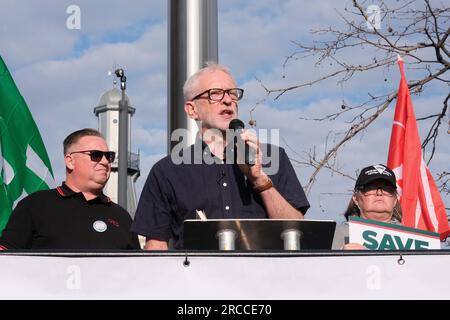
228;119;255;166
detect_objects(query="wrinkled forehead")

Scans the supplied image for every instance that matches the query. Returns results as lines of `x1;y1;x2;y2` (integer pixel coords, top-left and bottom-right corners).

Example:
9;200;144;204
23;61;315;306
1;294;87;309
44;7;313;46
197;69;237;90
70;136;108;152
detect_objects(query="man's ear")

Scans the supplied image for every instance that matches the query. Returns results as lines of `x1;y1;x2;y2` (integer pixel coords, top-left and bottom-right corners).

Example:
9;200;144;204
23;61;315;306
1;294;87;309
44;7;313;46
184;101;199;120
65;154;75;171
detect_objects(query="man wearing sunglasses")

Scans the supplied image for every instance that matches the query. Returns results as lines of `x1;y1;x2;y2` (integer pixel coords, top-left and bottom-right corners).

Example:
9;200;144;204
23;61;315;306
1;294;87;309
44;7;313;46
0;128;140;250
132;63;310;250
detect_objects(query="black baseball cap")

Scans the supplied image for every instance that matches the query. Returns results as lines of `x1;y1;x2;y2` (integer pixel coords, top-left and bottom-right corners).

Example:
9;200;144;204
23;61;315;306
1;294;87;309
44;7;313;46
355;164;396;189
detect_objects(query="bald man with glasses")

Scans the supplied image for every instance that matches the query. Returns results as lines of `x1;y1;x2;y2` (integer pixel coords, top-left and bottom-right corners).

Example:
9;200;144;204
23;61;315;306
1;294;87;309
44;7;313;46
0;128;140;250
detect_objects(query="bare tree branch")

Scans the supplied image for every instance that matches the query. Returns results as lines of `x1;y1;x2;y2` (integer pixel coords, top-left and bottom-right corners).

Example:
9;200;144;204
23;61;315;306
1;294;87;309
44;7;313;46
421;92;450;164
304;92;397;194
255;0;450;195
437;171;450;195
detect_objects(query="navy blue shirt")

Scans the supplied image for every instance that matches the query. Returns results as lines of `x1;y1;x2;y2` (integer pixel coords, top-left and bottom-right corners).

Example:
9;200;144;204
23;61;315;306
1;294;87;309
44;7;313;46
132;141;310;249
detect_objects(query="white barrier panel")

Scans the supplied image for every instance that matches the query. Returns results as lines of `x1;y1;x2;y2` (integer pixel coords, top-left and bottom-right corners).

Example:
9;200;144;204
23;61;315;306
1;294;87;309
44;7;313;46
0;252;449;299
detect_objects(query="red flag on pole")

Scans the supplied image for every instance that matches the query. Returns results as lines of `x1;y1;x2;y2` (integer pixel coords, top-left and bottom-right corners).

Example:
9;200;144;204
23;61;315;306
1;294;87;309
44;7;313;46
387;56;450;240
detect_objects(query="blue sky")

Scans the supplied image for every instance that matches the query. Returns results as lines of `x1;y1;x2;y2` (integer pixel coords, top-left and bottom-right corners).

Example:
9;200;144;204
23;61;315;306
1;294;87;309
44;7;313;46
0;0;448;222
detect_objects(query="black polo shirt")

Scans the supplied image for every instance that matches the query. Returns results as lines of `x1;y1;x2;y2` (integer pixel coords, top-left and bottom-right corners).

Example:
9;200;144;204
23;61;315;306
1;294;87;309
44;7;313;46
132;141;310;249
0;183;140;250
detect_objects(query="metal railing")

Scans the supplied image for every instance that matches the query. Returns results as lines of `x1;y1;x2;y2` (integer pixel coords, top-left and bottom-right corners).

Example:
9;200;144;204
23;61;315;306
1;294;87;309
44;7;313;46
111;151;140;171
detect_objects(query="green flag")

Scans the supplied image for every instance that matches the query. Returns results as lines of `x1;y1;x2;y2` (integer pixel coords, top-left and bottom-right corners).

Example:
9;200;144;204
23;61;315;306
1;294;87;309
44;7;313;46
0;56;54;232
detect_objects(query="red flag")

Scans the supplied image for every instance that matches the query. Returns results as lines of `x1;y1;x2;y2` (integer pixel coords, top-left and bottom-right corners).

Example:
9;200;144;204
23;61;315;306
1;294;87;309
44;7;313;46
387;56;450;240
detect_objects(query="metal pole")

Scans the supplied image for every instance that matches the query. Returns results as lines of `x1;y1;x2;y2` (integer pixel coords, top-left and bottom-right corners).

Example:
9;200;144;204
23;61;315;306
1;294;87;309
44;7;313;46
116;69;128;209
168;0;218;154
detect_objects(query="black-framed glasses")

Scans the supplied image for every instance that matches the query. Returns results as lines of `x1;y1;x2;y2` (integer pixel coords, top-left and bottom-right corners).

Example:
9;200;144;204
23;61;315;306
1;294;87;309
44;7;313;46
191;88;244;102
357;184;396;197
69;150;116;163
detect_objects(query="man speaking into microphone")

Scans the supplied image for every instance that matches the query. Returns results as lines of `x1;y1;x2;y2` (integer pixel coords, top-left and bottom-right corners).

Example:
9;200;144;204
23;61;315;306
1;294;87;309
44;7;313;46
132;63;310;250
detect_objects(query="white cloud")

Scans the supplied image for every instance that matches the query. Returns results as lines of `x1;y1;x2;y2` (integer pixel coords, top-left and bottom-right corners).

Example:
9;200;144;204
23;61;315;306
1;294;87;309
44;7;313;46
4;13;167;198
0;0;166;65
1;0;447;221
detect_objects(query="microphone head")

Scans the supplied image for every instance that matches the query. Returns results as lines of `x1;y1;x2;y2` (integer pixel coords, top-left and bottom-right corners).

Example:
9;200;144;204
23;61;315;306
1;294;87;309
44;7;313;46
229;119;245;130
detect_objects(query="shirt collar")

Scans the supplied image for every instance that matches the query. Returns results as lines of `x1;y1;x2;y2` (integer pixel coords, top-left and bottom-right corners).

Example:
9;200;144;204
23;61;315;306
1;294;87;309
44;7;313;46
57;182;112;204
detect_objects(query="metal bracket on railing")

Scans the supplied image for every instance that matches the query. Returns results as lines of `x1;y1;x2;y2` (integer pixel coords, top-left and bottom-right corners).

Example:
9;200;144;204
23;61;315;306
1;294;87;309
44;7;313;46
183;254;191;267
397;254;405;265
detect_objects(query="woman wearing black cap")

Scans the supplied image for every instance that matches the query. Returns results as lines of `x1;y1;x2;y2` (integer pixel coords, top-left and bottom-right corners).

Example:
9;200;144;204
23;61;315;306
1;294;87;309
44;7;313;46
333;164;402;250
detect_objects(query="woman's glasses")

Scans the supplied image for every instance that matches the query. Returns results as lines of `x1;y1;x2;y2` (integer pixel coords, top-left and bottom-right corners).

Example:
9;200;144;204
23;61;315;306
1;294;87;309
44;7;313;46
357;184;396;197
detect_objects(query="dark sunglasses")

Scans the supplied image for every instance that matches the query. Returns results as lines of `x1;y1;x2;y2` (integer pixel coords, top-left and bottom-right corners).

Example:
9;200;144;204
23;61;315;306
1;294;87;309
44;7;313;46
69;150;116;163
357;184;396;197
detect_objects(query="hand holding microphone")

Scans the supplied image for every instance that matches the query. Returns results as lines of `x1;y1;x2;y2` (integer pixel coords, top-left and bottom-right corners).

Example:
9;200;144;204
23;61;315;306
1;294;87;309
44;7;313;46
228;119;256;166
228;119;272;192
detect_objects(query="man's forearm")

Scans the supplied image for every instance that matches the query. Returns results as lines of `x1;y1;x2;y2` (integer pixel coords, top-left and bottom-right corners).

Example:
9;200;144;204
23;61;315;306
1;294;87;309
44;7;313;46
259;187;304;219
144;239;169;250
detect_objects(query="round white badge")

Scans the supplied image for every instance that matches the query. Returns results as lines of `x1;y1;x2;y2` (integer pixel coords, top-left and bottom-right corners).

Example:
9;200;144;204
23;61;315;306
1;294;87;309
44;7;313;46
93;220;107;233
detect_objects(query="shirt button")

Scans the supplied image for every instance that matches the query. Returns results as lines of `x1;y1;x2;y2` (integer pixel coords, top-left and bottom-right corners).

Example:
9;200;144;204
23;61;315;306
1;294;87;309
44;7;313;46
225;206;230;211
223;182;227;187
